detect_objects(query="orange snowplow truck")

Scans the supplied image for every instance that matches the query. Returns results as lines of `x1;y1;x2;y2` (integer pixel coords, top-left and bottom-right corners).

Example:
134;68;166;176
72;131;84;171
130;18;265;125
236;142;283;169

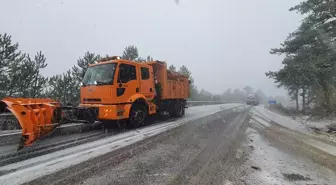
0;57;190;149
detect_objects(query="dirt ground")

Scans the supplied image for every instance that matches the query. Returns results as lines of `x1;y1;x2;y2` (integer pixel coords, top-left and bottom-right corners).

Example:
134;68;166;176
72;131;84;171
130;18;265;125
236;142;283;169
25;106;336;185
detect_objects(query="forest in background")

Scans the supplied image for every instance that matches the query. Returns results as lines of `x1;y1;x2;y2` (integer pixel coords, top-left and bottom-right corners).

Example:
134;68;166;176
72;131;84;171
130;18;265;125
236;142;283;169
267;0;336;116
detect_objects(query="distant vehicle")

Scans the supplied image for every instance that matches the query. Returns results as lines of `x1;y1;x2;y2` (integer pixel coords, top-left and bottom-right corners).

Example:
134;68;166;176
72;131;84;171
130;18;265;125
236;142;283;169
268;100;276;105
245;93;258;105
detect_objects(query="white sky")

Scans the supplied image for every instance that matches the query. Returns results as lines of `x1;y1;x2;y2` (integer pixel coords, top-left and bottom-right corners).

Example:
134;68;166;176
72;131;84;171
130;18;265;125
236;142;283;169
0;0;303;96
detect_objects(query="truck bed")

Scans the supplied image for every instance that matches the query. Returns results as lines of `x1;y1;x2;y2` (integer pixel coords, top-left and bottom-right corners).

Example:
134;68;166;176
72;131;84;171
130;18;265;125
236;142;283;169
146;61;189;100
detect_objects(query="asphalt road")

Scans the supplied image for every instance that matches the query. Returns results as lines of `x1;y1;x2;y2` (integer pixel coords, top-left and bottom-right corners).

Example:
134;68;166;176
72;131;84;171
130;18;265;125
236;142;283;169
24;105;250;185
0;104;239;161
0;104;241;185
1;104;336;185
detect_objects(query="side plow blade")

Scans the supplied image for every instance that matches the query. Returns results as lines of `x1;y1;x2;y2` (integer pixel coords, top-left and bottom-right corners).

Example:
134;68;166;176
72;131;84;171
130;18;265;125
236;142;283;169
0;98;61;150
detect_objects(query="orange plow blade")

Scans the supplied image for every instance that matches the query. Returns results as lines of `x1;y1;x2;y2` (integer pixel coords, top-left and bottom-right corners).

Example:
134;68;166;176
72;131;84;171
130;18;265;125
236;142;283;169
0;98;61;150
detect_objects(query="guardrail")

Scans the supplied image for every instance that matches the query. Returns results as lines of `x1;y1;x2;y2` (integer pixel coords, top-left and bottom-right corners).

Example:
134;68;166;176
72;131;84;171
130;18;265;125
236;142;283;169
0;113;20;130
186;101;242;107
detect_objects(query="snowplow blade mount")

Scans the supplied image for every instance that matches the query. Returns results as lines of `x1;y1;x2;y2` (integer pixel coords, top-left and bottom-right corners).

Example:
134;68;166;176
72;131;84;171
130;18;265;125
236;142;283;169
0;98;61;150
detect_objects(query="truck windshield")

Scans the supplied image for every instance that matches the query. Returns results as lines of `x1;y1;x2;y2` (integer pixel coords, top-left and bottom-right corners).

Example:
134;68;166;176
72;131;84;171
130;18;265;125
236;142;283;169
82;63;117;86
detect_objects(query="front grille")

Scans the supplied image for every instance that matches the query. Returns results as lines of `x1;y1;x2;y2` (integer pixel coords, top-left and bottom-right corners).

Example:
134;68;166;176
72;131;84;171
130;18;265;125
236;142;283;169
83;98;101;102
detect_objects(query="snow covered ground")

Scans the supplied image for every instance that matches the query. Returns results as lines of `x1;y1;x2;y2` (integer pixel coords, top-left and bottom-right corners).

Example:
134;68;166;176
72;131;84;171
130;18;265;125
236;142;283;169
251;106;311;134
250;106;336;154
252;106;336;139
241;127;336;185
244;106;336;184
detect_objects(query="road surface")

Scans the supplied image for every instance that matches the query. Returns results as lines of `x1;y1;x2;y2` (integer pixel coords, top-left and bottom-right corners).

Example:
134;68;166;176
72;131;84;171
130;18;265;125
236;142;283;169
0;104;335;185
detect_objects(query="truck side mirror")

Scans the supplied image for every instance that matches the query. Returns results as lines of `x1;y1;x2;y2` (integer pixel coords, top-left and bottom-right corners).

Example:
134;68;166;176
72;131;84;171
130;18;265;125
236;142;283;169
188;80;191;84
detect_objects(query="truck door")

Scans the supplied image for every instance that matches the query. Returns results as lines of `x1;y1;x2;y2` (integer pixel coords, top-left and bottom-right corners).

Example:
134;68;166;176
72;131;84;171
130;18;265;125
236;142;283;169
140;66;155;100
116;63;139;103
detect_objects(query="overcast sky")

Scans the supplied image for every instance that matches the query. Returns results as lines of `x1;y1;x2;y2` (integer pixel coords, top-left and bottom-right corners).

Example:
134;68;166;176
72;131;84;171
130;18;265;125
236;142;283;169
0;0;303;96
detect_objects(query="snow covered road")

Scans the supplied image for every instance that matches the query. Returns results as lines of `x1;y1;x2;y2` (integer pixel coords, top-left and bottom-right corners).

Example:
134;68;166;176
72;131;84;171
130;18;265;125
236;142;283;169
1;104;335;185
0;103;242;185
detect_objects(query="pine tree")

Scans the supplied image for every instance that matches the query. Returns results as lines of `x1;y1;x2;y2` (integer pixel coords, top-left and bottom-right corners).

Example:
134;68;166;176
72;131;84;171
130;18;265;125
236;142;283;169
47;70;78;105
168;64;176;72
71;52;101;103
121;45;139;61
267;0;336;114
0;33;24;98
72;52;101;81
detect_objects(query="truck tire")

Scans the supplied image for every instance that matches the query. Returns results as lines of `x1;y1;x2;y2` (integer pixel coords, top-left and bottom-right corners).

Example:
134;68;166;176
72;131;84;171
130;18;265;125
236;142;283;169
170;101;184;117
181;103;185;116
129;104;147;128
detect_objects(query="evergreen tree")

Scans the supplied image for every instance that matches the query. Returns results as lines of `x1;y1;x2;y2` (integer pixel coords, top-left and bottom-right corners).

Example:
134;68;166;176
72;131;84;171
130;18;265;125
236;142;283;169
47;70;78;105
0;33;48;98
146;55;153;61
16;51;48;97
0;33;24;98
267;0;336;114
121;45;139;61
72;52;101;81
169;64;176;72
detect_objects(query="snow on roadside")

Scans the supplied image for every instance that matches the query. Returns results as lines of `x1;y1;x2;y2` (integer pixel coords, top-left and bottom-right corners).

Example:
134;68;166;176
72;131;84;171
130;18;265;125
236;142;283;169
306;119;336;132
251;106;310;134
252;106;336;143
242;128;336;185
291;115;336;132
249;114;271;127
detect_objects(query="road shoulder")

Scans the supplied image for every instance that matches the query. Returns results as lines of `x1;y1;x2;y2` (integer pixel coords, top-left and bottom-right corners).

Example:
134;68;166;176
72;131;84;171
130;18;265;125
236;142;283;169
238;109;336;185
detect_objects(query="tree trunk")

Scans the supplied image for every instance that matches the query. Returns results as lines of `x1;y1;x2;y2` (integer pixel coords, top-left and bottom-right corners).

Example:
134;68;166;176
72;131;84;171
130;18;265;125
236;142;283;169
302;87;306;114
321;81;331;113
295;88;299;112
33;70;39;98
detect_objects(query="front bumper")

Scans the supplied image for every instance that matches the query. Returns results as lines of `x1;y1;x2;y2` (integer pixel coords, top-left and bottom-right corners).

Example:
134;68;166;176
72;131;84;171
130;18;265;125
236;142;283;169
78;104;132;121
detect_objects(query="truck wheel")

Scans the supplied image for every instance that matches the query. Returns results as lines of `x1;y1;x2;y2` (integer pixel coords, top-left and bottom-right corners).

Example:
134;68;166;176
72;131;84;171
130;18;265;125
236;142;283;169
179;102;185;117
129;104;147;128
181;103;185;116
170;101;184;117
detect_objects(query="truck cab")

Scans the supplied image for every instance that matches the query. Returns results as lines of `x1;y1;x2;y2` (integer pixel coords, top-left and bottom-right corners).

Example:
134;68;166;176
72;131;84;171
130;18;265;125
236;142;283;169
78;56;189;127
79;57;156;124
81;57;155;105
